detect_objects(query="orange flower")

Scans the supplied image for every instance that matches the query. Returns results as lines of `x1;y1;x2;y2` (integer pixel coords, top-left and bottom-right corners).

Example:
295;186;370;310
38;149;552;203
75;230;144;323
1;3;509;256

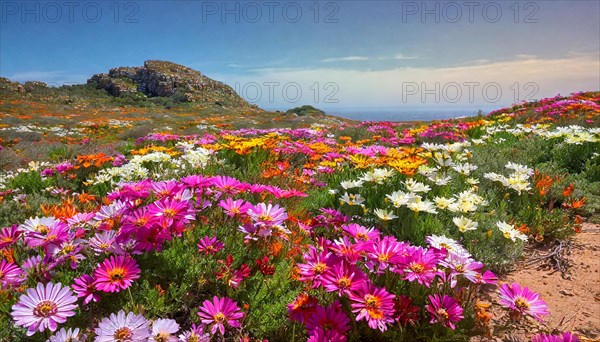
534;172;553;196
563;183;574;197
571;197;585;209
78;192;97;204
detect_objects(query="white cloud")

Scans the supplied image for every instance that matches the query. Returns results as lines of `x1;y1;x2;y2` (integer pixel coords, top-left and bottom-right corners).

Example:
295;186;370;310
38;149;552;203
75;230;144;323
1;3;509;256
320;56;369;63
394;54;418;60
216;54;600;110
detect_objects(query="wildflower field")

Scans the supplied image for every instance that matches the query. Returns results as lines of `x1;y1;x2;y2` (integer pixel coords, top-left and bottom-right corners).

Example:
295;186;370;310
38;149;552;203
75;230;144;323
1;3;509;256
0;91;599;341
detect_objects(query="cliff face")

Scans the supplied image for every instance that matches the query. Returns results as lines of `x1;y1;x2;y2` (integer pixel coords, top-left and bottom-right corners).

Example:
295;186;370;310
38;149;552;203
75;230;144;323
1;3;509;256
88;60;250;107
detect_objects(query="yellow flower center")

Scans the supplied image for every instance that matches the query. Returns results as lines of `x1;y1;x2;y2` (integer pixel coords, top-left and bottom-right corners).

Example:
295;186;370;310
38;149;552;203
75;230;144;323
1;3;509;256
436;308;449;320
214;312;226;323
33;300;57;318
410;263;425;274
337;277;351;288
114;327;133;341
258;214;273;222
515;297;530;310
378;253;390;262
313;263;327;274
109;268;126;282
163;208;177;218
36;224;49;234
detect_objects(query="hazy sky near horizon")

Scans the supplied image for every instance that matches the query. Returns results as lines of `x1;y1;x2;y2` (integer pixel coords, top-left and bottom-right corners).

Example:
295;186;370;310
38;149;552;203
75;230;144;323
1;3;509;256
1;0;598;111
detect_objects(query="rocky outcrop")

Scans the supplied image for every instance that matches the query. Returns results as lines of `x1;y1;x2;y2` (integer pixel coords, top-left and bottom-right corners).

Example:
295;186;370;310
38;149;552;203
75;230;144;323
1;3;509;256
88;60;249;107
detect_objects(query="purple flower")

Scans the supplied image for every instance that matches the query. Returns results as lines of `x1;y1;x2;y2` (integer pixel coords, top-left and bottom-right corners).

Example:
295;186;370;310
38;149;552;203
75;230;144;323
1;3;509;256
150;318;179;342
11;282;78;336
425;294;464;330
48;327;86;342
499;283;549;322
95;310;150;342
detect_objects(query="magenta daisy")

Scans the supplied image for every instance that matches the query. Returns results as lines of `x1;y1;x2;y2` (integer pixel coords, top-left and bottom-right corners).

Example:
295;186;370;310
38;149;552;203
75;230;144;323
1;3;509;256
151;318;179;342
398;246;443;287
0;259;25;289
197;236;224;255
305;301;350;341
95;310;150;342
342;223;380;242
11;282;78;336
425;294;464;330
197;296;244;335
0;224;22;249
321;261;367;296
499;283;549;321
217;198;252;217
72;274;100;304
297;246;338;288
365;236;407;273
532;332;580;342
93;255;141;293
348;283;395;332
178;323;210;342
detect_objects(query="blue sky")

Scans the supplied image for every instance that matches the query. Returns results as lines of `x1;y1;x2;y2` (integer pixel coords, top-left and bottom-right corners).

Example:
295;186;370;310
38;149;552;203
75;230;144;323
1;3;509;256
1;0;599;113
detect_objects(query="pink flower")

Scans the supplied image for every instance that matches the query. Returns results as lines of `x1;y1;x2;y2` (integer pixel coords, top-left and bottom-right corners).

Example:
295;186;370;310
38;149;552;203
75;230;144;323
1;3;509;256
349;283;395;332
425;294;464;330
297;246;338;288
178;323;210;342
218;198;252;217
72;274;100;304
305;301;350;341
532;332;580;342
197;236;224;255
0;225;22;249
398;246;443;287
342;223;380;242
499;283;549;321
247;203;288;227
321;261;367;296
11;282;78;336
197;296;244;335
365;236;406;273
93;255;141;293
0;259;25;289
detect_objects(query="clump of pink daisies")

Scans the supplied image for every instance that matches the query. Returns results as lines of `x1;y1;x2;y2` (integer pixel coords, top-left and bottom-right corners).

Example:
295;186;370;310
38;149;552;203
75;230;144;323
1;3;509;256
425;294;464;330
197;296;244;335
499;283;549;321
93;255;141;293
11;282;78;336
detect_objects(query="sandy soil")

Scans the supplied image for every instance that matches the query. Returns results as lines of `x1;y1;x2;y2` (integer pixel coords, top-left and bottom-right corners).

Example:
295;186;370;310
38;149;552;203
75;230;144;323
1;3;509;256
484;223;600;341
